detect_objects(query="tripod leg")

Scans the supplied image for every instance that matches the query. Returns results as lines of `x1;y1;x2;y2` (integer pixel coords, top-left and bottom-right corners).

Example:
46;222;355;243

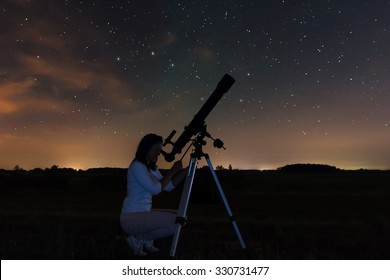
169;156;198;257
205;157;247;250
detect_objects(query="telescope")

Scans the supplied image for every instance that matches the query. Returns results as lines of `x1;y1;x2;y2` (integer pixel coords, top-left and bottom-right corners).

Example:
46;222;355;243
161;74;235;162
163;74;249;258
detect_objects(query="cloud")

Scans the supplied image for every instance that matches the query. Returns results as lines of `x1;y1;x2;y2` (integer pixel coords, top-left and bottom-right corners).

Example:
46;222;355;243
194;47;216;61
0;4;138;118
19;54;95;89
19;53;137;112
0;76;70;115
161;32;178;47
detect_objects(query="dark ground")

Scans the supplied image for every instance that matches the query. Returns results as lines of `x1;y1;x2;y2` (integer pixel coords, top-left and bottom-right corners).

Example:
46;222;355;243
1;167;389;259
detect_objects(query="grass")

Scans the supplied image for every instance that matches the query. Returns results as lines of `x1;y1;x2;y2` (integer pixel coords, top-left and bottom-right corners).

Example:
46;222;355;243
1;168;390;259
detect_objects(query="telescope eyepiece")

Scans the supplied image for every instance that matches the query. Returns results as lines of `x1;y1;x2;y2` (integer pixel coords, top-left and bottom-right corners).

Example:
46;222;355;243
163;130;176;146
160;150;175;162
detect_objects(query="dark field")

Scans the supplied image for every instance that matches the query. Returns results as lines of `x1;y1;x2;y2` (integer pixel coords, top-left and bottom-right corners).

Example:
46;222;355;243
1;167;390;259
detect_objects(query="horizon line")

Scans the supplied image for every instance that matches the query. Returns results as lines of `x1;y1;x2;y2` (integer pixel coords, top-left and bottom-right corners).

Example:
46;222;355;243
2;163;390;172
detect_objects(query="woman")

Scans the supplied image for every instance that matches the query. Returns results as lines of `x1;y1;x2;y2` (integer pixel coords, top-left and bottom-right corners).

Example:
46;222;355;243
120;133;187;256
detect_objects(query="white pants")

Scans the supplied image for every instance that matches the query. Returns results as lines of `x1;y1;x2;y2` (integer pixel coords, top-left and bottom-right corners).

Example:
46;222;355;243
120;209;177;241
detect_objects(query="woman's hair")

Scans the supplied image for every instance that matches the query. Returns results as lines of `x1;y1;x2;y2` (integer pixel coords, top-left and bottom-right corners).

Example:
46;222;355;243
134;133;163;170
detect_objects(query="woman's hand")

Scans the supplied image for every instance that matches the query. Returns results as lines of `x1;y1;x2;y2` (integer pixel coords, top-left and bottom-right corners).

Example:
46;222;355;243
161;160;184;189
171;166;189;187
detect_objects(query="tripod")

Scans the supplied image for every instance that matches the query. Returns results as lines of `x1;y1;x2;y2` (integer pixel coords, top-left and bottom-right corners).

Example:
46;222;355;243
169;132;247;258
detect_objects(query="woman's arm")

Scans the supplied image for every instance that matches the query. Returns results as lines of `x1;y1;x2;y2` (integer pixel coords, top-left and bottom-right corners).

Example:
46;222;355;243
160;160;184;189
170;168;188;187
131;161;162;195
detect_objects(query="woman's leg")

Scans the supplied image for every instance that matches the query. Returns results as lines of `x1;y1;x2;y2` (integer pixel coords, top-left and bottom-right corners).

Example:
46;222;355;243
152;208;177;214
120;210;176;240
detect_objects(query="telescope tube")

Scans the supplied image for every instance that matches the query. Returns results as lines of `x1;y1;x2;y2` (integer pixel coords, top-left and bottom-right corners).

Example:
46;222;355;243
163;74;235;162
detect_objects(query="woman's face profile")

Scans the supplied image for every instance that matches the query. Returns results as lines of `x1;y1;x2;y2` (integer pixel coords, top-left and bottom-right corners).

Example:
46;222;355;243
147;142;162;163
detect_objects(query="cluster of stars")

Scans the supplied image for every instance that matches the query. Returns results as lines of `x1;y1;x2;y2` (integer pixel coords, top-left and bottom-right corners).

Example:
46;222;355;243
0;0;389;170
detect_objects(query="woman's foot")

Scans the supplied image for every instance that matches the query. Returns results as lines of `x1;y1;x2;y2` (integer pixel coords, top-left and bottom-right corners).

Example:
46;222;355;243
127;235;147;256
144;240;159;252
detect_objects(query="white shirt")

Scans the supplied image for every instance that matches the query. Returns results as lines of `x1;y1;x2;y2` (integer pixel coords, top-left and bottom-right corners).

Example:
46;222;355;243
121;160;175;213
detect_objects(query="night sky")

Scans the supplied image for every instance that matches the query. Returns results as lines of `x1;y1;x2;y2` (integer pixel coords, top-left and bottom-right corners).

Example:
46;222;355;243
1;0;389;170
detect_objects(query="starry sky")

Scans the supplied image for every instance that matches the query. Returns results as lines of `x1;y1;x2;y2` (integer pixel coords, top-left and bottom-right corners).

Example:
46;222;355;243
1;0;389;170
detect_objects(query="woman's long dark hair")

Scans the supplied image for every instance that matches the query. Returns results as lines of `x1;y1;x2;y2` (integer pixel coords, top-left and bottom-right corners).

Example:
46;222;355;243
134;133;163;170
